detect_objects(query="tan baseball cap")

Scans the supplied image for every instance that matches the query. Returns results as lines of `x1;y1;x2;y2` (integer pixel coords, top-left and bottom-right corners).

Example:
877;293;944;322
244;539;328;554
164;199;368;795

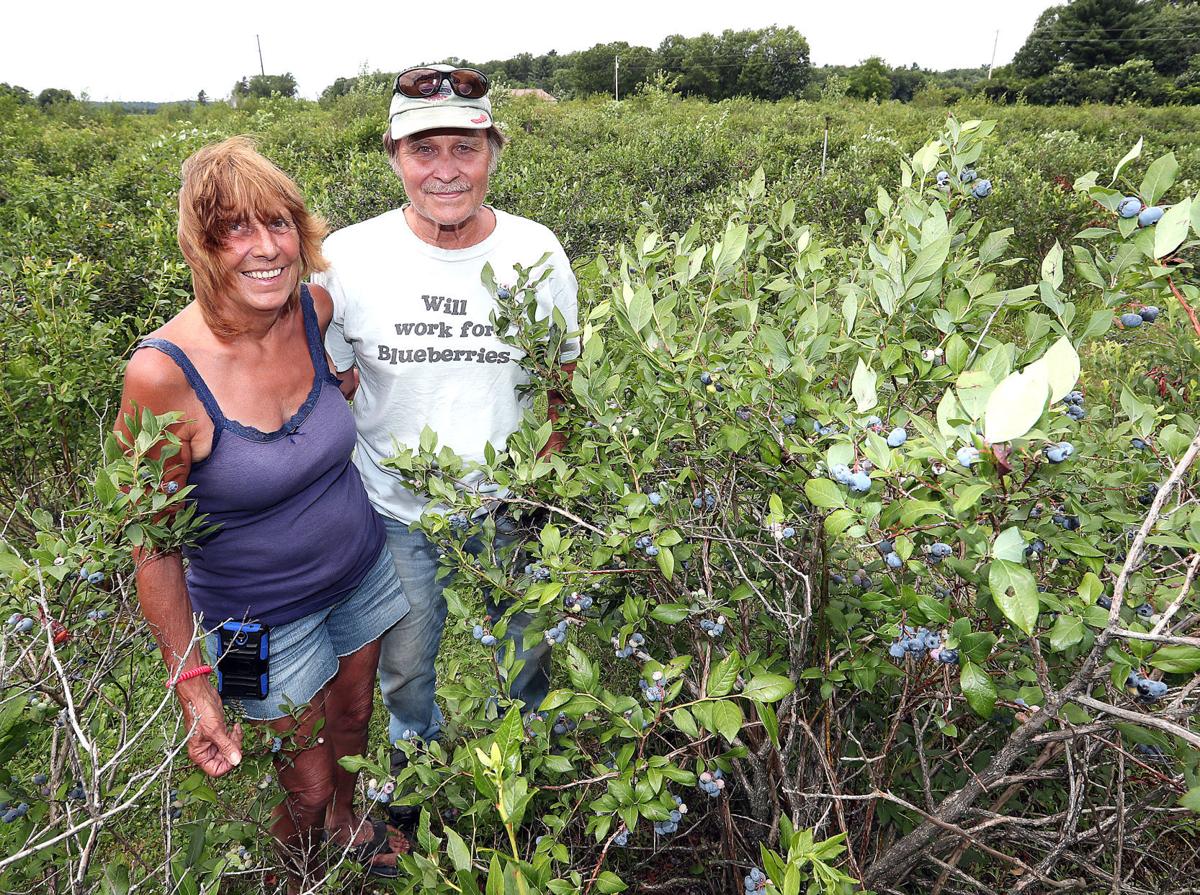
388;64;493;140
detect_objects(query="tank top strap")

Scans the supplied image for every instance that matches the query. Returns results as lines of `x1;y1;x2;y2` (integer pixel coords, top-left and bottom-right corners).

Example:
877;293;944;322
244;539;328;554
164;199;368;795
136;338;227;431
298;285;340;387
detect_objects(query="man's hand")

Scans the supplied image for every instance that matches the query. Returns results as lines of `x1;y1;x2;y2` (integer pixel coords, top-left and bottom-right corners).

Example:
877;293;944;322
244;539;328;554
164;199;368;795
178;678;243;777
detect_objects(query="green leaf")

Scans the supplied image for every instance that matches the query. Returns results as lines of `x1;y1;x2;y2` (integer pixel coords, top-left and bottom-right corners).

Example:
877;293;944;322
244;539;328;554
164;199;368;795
1180;786;1200;813
707;652;741;698
907;234;951;287
960;662;997;719
953;484;991;515
595;871;628;894
851;358;878;413
711;700;744;744
983;364;1049;444
1110;137;1142;184
671;708;699;738
1148;645;1200;674
1140;152;1178;205
805;478;845;509
444;826;472;872
650;603;689;624
655;545;675;580
627;285;653;333
1022;336;1080;404
742;673;795;703
989;560;1040;635
1154;198;1192;260
1048;614;1084;652
992;527;1026;563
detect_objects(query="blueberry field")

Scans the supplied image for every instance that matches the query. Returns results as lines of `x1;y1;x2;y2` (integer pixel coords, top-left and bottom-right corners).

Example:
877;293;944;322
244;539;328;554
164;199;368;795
3;88;1200;893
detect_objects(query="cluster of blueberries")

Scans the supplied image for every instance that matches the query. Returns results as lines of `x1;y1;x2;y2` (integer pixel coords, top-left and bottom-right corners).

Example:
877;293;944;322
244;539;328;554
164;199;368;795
1138;483;1160;506
1063;390;1086;422
1131;437;1151;451
1134;743;1170;763
653;794;687;835
737;406;752;422
77;568;105;586
782;413;797;427
744;867;768;893
612;827;630;847
1;801;29;823
1127;670;1168;703
876;538;904;570
647;491;663;506
699;615;727;639
564;591;593;613
849;569;873;590
365;778;396;805
640;671;668;704
812;420;838;437
1119;306;1161;329
1052;511;1081;531
168;788;183;820
697;768;726;798
634;535;660;557
6;613;34;634
1116;195;1166;228
471;624;498;648
1099;595;1156;620
1025;538;1046;560
525;563;552;583
1044;441;1075;464
937;168;993;199
614;632;644;658
692;489;717;510
543;619;570;646
928;541;953;563
830;463;872;494
956;446;981;468
888;625;959;665
552;712;577;736
85;608;112;622
699;371;725;393
447;512;470;532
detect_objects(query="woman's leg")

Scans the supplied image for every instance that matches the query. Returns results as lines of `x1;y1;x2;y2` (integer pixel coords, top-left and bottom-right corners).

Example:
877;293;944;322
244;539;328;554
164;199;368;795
262;689;334;888
324;637;380;832
322;637;407;869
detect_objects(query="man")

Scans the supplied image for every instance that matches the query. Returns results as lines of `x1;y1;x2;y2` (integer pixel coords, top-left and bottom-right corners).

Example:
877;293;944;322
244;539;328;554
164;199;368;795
314;63;579;825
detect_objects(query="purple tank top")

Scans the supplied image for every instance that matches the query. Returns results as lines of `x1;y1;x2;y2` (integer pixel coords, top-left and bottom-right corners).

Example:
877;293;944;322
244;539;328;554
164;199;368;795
138;286;385;626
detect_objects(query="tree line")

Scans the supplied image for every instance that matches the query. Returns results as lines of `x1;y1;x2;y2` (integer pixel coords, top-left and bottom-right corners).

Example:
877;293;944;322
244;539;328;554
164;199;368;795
8;1;1200;110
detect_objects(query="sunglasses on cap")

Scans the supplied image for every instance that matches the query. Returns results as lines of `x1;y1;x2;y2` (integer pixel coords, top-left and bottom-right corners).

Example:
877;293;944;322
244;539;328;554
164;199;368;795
393;67;489;100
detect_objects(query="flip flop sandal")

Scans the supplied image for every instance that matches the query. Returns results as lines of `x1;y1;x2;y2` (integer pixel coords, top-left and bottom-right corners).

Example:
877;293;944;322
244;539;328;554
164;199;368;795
338;819;401;879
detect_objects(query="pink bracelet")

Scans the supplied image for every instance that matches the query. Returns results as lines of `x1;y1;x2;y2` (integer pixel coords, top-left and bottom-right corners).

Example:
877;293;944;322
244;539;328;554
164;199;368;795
167;665;213;689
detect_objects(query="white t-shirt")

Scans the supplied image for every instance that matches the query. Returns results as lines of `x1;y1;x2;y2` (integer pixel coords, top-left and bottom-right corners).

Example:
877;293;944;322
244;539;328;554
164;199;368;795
315;207;580;524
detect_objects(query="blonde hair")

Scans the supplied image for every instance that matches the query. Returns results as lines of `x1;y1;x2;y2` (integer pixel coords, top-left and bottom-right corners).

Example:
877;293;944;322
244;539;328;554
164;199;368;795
177;136;328;337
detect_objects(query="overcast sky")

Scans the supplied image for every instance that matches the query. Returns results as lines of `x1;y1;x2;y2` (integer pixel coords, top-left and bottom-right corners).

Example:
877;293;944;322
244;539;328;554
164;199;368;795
6;0;1055;102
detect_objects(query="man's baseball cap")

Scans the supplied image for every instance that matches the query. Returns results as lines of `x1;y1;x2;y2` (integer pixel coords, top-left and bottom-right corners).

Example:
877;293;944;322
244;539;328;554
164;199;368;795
388;63;493;140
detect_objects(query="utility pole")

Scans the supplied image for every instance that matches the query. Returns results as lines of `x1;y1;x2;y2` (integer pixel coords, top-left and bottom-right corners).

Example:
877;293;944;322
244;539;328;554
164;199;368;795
257;34;266;76
987;29;999;79
614;55;620;101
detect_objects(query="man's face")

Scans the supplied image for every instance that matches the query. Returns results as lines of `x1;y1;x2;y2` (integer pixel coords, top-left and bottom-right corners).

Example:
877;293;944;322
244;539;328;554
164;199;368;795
397;128;491;231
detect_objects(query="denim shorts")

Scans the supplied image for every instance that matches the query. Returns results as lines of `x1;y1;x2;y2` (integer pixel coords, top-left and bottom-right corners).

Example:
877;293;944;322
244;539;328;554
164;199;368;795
205;545;410;721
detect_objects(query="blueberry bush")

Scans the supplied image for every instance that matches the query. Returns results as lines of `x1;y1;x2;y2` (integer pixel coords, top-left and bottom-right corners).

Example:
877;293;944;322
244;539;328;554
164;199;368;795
2;93;1200;893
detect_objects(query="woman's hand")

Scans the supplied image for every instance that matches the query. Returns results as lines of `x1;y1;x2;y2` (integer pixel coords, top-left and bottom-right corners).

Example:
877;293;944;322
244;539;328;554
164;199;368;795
177;678;243;777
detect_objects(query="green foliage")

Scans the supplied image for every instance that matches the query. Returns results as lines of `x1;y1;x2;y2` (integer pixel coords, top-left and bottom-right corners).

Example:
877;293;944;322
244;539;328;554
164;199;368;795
3;94;1200;893
846;58;893;102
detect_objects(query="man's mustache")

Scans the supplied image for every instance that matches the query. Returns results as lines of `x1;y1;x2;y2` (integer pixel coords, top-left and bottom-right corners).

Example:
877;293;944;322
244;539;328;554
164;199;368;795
423;180;471;194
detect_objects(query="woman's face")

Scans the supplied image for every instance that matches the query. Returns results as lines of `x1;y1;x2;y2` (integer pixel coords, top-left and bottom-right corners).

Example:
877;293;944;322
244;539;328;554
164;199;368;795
217;213;301;316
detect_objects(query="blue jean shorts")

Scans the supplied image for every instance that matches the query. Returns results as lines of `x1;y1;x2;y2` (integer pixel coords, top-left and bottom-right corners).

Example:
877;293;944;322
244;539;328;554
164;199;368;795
204;545;410;721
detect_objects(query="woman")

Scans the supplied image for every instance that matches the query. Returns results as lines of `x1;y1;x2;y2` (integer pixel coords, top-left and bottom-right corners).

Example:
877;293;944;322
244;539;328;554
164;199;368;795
117;137;408;883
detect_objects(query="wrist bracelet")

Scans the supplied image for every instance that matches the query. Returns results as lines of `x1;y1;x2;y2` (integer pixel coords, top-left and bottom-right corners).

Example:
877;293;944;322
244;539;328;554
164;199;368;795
167;664;213;689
